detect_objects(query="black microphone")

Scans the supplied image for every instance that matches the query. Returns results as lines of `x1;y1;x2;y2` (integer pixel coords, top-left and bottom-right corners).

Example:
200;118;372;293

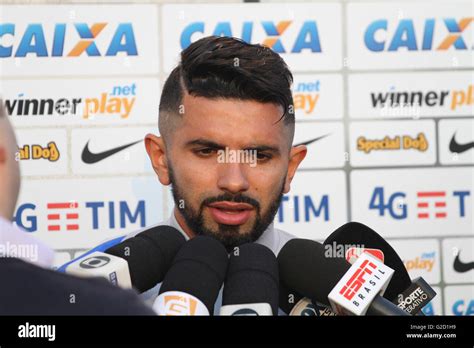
279;282;304;315
220;243;279;315
324;222;436;315
105;225;186;293
324;222;411;300
278;238;409;316
66;225;186;293
153;236;228;315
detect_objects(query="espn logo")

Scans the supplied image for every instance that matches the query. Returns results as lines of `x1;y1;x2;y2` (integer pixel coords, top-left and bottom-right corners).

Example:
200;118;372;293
339;259;377;301
328;253;394;315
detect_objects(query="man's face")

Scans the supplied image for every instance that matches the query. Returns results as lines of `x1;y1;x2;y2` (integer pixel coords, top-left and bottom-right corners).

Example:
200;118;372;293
147;94;305;250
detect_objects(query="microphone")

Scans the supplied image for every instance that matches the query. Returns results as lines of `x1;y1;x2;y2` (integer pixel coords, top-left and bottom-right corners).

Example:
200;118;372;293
279;282;304;315
153;236;228;316
393;277;437;315
324;222;411;301
324;222;436;315
278;238;409;316
220;243;279;316
280;280;337;316
65;251;132;288
65;225;186;292
289;298;337;316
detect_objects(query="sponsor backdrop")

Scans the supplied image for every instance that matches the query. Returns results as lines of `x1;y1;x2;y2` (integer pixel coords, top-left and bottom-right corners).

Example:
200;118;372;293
0;1;472;315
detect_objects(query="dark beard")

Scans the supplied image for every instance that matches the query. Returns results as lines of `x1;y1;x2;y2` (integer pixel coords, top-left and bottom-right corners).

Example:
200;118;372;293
169;166;285;251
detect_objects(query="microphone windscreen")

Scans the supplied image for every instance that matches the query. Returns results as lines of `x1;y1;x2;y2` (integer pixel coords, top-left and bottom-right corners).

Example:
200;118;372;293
106;225;186;292
159;236;228;314
278;238;350;306
223;243;279;315
279;282;303;315
324;222;411;301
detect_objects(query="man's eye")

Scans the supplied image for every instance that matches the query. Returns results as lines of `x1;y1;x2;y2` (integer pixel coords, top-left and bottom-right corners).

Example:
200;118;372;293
196;148;215;156
256;152;272;161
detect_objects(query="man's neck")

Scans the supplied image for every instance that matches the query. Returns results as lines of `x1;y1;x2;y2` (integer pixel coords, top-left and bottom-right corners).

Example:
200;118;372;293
173;207;196;239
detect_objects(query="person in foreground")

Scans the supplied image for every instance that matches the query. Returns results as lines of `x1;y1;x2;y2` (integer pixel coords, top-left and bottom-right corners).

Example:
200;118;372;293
0;102;155;315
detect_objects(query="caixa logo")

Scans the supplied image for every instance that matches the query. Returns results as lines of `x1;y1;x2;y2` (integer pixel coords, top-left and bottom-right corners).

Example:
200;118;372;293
0;23;138;58
364;17;473;52
180;21;322;53
452;299;474;316
13;200;145;233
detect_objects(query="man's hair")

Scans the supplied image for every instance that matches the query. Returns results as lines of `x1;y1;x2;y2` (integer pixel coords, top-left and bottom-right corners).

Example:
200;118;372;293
159;36;295;143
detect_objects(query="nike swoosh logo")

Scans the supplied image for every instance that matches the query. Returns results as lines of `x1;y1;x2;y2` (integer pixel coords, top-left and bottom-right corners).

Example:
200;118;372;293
82;139;142;164
449;132;474;154
453;251;474;273
293;133;331;147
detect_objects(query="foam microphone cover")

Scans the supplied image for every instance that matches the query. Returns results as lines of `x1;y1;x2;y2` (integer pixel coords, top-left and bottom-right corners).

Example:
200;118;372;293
278;238;351;306
106;225;186;292
324;222;412;301
159;235;228;314
279;282;304;315
223;243;279;315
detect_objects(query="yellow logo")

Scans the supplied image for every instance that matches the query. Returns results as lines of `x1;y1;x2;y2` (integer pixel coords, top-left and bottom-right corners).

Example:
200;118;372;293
357;133;428;154
18;142;60;162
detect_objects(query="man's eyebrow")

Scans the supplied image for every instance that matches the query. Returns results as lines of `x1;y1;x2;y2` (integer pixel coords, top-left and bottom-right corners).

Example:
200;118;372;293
185;139;225;149
244;145;281;155
185;139;281;154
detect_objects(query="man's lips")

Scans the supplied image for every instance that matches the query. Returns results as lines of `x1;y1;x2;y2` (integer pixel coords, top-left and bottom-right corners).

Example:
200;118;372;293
207;201;254;225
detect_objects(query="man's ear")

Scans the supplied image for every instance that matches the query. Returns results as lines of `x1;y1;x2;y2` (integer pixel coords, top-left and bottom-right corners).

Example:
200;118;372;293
145;134;171;186
283;145;307;194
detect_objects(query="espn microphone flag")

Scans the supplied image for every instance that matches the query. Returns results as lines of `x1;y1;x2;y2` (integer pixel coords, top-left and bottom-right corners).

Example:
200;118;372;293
324;222;411;301
278;239;408;316
323;221;437;316
328;252;394;316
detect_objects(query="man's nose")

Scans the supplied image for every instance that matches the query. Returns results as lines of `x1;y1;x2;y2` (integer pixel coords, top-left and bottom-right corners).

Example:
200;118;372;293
216;162;250;194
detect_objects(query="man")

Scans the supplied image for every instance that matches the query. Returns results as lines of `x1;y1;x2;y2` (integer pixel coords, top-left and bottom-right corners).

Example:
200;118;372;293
145;36;306;253
0;101;155;315
0;99;54;267
61;36;307;313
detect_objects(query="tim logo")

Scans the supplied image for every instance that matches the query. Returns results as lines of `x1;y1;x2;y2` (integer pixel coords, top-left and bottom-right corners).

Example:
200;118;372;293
339;259;377;301
0;23;138;57
163;295;198;316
